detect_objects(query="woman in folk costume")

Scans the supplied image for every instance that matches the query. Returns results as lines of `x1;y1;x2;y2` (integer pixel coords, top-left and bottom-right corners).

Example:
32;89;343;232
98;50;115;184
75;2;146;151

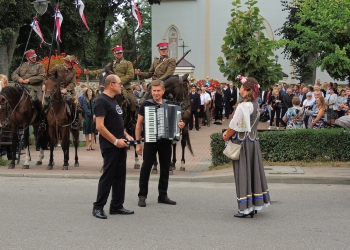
223;76;270;218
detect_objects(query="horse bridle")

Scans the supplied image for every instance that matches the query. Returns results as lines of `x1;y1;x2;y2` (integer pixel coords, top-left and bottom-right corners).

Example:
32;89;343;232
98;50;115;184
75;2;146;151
0;91;26;126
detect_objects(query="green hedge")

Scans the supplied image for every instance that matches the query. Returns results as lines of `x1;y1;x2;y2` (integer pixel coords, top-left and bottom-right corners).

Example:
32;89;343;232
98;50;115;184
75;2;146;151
210;129;350;166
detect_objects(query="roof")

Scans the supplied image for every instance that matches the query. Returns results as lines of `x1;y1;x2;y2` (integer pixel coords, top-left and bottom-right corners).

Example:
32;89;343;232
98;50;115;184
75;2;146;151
176;58;195;68
281;71;288;77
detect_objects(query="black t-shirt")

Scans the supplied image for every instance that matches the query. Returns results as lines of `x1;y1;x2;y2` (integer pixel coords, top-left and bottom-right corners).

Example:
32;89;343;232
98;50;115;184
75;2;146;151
95;93;124;150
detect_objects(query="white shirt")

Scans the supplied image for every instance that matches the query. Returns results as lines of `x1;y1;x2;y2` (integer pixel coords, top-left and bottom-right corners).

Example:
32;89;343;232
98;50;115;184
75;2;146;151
229;102;254;132
303;98;314;107
200;92;211;105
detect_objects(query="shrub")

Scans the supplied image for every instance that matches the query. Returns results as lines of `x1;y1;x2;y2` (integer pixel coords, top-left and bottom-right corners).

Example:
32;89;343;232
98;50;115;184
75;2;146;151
210;129;350;165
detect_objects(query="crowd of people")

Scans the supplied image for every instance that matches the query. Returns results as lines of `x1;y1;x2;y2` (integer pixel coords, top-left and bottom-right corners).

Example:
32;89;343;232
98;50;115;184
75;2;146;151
261;80;350;130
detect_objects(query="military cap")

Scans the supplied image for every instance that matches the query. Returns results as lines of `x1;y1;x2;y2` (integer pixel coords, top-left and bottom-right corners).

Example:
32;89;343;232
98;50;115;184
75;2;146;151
63;55;79;64
111;45;123;54
157;42;168;50
24;49;37;58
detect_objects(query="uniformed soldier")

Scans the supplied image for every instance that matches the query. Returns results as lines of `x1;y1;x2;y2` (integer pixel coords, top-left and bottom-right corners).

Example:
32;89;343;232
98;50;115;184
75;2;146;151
11;49;45;105
47;55;79;129
84;45;136;112
135;42;176;100
135;42;176;81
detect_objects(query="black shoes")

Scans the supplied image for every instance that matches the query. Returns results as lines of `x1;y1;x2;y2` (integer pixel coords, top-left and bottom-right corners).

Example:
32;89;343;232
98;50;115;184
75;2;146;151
158;196;176;205
92;209;107;219
109;207;134;215
234;211;254;218
138;196;146;207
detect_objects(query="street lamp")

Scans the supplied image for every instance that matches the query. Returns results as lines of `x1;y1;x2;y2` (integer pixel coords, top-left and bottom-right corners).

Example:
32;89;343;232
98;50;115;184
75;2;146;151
31;0;50;15
275;55;279;64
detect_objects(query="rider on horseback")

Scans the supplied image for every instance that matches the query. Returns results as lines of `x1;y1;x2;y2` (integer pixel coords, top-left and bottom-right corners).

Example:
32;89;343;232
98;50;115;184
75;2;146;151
135;42;177;100
11;49;45;111
84;45;137;117
46;55;80;129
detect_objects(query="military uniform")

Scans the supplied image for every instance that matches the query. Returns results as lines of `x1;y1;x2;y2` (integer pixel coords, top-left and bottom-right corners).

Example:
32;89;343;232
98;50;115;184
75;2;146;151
140;55;176;81
48;64;77;98
88;59;136;111
11;61;45;95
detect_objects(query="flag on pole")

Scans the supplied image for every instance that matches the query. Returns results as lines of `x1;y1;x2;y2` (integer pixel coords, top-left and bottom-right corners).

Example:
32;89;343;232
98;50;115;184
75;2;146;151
30;17;45;47
55;6;63;43
132;0;142;32
75;0;90;30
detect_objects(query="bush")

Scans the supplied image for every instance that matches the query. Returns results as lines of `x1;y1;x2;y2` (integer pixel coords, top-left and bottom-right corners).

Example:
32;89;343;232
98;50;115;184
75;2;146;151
210;129;350;165
210;132;230;166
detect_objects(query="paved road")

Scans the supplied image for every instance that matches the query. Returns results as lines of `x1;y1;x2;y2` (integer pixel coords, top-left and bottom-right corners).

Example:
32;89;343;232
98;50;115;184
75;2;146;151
0;177;349;249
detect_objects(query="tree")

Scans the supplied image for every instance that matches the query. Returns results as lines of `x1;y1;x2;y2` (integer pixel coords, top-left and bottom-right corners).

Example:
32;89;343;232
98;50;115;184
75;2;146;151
217;0;282;89
2;0;161;77
276;0;317;84
286;0;350;82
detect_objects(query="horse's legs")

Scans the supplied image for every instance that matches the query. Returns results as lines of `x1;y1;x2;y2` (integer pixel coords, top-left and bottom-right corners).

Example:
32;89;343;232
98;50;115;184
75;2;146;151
151;158;158;174
8;130;18;169
22;127;30;169
180;137;186;171
170;143;177;171
61;127;70;170
47;126;55;170
71;129;79;167
34;125;45;165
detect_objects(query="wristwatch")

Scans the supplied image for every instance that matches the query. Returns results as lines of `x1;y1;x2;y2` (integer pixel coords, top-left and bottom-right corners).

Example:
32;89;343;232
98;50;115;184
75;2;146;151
114;139;118;146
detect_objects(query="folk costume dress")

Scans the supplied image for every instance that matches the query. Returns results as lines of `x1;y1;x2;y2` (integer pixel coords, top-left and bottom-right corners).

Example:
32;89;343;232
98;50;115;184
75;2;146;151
229;101;270;214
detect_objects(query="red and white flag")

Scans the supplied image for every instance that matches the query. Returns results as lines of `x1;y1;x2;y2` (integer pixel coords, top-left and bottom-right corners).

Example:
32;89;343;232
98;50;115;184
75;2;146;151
132;0;142;32
75;0;90;30
30;17;45;47
55;6;63;42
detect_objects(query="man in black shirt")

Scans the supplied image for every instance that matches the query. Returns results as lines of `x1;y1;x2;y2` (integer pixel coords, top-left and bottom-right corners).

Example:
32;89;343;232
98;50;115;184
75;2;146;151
135;80;185;207
92;74;134;219
189;85;201;130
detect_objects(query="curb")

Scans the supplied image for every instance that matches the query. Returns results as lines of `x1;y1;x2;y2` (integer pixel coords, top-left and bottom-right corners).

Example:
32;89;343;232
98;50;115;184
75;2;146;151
0;172;349;185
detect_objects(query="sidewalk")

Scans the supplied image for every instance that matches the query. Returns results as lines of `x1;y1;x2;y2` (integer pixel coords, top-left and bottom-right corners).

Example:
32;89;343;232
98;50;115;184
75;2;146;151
0;119;349;185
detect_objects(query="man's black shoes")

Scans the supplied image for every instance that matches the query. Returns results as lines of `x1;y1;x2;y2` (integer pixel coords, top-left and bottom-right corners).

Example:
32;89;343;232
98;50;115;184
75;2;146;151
138;196;146;207
92;209;107;219
158;196;176;205
109;207;134;215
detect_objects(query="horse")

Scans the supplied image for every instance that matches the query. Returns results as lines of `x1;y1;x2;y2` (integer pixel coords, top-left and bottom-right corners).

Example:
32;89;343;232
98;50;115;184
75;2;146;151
0;85;46;169
43;77;80;170
141;74;194;173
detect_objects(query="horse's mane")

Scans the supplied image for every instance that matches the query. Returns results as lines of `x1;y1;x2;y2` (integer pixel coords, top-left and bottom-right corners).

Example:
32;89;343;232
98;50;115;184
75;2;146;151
0;85;24;99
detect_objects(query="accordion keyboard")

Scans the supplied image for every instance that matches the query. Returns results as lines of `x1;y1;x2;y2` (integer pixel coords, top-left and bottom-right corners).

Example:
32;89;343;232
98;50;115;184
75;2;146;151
145;106;157;142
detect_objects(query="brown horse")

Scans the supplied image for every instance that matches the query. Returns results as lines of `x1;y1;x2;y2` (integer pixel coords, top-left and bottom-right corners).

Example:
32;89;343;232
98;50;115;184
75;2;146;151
0;85;46;169
43;77;80;170
141;74;194;173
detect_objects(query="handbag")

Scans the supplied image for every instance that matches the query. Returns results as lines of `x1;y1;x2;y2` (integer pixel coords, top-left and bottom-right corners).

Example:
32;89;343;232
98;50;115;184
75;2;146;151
223;113;259;160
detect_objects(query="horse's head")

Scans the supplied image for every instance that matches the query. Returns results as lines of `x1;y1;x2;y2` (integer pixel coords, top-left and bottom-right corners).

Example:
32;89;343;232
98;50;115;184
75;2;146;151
44;76;60;104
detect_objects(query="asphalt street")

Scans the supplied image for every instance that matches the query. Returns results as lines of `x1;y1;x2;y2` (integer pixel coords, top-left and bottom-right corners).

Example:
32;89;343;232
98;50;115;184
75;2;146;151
0;177;349;250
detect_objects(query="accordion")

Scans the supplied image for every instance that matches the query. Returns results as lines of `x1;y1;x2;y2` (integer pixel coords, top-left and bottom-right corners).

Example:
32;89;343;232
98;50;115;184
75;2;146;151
144;103;182;142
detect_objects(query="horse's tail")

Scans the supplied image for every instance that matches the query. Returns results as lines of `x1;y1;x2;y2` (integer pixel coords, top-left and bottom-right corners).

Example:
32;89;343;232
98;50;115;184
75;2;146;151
185;130;194;156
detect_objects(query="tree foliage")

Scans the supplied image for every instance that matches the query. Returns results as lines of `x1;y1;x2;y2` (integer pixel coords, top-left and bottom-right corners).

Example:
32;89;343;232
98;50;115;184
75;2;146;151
217;0;282;89
285;0;350;82
1;0;161;76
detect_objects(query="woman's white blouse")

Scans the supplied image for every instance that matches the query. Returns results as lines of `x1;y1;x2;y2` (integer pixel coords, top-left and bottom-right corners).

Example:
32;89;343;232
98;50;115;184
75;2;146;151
229;102;254;132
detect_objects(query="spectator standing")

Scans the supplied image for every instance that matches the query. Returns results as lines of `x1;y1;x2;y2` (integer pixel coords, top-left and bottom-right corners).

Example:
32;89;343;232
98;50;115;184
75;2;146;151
189;85;200;131
325;88;338;125
278;85;286;127
213;86;224;125
82;88;97;150
133;85;141;100
302;92;314;128
0;74;9;91
337;89;347;118
268;88;281;130
224;83;237;119
282;96;304;129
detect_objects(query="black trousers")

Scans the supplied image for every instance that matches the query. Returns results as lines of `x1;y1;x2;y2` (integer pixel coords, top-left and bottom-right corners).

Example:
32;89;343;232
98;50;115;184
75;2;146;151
189;111;199;129
270;108;281;127
93;147;127;210
138;141;172;198
215;106;223;121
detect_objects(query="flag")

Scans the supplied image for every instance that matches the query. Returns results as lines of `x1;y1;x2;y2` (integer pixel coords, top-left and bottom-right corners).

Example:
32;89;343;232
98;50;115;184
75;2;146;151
55;6;63;43
30;17;45;47
75;0;90;30
132;0;142;32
